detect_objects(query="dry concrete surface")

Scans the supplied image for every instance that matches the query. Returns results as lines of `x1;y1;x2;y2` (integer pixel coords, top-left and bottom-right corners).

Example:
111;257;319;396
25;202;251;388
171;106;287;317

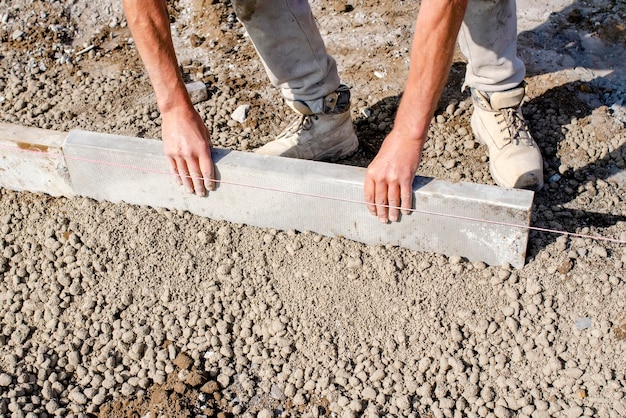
1;0;626;417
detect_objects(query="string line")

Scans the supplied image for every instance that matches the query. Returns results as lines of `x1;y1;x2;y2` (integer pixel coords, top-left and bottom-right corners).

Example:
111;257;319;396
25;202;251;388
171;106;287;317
1;143;624;245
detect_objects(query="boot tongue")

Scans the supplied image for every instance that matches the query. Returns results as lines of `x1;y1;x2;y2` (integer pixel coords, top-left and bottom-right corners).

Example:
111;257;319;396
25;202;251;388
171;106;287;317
490;86;525;110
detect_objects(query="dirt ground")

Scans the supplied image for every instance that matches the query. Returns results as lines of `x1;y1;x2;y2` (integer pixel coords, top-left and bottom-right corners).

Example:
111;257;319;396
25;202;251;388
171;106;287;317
1;0;625;417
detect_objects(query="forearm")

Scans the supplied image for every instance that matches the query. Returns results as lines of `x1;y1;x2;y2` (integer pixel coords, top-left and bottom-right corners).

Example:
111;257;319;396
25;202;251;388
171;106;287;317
123;0;192;113
393;0;468;143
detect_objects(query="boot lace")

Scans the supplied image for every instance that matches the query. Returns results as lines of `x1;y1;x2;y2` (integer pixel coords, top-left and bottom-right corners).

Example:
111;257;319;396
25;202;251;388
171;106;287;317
278;114;319;141
497;108;533;146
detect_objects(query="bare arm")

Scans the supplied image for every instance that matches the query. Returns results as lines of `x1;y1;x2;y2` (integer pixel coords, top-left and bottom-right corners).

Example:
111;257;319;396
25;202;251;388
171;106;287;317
123;0;214;195
364;0;468;222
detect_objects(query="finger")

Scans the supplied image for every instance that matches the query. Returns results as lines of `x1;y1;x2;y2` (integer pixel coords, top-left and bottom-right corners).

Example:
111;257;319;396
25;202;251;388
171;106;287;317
374;183;389;224
387;184;401;222
185;159;206;197
364;176;377;215
176;159;194;194
199;152;215;192
168;158;182;186
401;181;413;216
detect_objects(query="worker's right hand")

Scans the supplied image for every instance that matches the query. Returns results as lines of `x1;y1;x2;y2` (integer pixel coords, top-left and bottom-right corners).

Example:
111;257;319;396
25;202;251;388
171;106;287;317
161;105;215;196
365;129;424;223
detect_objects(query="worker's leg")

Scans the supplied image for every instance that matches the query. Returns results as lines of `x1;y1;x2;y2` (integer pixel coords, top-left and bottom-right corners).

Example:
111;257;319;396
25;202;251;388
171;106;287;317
232;0;357;160
232;0;339;113
457;0;543;190
458;0;525;92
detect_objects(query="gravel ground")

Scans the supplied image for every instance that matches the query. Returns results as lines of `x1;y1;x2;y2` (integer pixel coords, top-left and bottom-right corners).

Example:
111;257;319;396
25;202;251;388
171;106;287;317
1;0;626;417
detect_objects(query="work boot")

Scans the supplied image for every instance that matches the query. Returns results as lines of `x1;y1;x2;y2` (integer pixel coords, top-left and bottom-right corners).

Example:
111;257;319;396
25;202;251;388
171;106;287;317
471;84;544;190
255;85;358;161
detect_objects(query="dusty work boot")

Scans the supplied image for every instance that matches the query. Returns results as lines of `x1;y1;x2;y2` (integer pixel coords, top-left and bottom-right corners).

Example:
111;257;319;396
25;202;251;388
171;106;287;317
471;84;544;190
255;85;358;161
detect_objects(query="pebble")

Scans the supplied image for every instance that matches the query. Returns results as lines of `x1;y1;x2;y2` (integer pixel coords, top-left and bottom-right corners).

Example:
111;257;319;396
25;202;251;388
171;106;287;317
592;246;608;258
270;383;286;400
0;373;12;387
257;409;272;418
575;317;592;330
464;140;477;149
562;406;584;418
68;389;88;405
231;104;251;123
370;369;385;382
173;352;193;370
494;405;512;417
526;278;542;296
361;386;376;399
185;81;209;104
11;30;25;41
200;381;219;395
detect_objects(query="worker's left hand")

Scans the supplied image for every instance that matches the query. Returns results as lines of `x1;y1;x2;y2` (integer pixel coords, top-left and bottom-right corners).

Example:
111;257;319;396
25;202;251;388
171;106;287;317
161;105;215;196
364;130;424;223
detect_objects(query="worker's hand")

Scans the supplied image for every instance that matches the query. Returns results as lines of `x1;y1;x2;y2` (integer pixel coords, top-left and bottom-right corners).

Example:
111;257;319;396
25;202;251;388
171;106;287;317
161;105;215;196
364;130;424;223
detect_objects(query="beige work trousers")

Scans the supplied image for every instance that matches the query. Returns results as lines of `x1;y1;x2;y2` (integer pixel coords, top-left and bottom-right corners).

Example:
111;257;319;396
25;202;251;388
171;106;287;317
231;0;525;111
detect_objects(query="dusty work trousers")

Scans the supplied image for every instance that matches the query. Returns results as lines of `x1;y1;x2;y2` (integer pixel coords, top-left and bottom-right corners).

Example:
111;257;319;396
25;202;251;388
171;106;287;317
231;0;525;111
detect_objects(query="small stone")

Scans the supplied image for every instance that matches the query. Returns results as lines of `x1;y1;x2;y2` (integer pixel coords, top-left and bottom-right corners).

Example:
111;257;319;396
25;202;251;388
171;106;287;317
464;140;477;149
173;352;193;370
257;409;272;418
370;369;385;382
173;381;187;394
121;382;135;396
362;386;376;400
68;351;81;366
200;381;219;395
217;373;230;388
562;406;584;418
186;81;208;104
564;368;583;379
443;159;456;169
395;395;410;410
526;278;542;296
92;393;106;406
271;319;285;334
592;246;608;258
494;405;512;418
231;104;251;123
12;30;25;41
0;373;12;387
575;317;592;330
270;384;286;400
68;389;88;405
548;173;561;183
557;259;573;274
185;371;204;387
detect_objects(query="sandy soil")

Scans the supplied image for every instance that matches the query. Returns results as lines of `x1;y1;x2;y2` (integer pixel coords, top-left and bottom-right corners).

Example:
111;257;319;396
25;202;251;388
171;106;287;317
1;0;625;417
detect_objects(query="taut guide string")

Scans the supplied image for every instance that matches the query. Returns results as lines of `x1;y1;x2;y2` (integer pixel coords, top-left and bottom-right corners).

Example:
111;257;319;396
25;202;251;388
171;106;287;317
1;143;625;246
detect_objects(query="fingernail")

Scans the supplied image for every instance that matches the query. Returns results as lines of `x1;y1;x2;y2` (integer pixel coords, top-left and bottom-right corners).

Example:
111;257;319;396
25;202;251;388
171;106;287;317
378;217;388;224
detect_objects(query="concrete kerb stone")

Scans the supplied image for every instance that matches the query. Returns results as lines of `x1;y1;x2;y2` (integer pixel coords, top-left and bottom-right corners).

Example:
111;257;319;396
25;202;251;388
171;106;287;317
0;124;534;266
62;129;534;267
0;123;73;196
